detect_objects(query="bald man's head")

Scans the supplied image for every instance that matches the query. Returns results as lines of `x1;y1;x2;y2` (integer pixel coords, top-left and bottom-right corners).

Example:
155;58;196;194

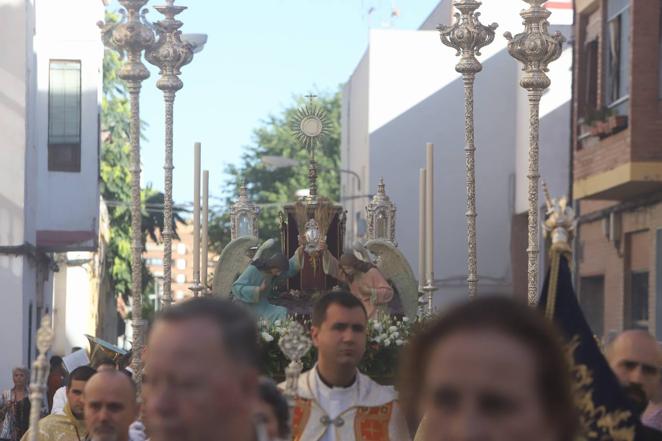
607;330;661;404
84;371;138;441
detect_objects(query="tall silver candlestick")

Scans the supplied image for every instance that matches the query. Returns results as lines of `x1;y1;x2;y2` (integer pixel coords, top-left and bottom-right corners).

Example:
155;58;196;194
505;0;564;305
28;315;54;441
201;170;209;293
189;142;203;297
439;0;497;299
99;0;156;383
145;0;194;309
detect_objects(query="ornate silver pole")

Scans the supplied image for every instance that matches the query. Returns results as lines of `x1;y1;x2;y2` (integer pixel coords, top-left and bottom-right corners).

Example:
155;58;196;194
99;1;155;382
439;0;497;299
422;283;438;318
28;315;54;441
505;0;564;305
278;322;312;409
145;0;194;309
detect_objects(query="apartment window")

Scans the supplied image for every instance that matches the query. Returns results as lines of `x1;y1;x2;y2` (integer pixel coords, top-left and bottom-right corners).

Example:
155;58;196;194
176;259;186;270
176;274;186;284
177;243;187;255
658;3;662;99
630;271;649;329
146;258;163;266
48;60;81;172
579;276;605;337
605;0;630;110
656;229;662;340
584;39;600;113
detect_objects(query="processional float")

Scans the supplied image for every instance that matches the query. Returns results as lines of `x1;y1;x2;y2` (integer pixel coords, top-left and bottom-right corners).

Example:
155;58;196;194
212;95;420;320
92;0;566;408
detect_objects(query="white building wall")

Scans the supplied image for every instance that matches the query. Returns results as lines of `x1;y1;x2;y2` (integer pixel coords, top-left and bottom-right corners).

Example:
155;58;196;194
35;0;102;239
52;253;105;356
0;0;103;392
0;0;38;393
341;51;370;244
341;0;572;307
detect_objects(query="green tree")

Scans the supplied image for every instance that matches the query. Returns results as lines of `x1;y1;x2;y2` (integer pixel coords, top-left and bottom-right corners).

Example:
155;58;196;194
101;12;183;322
208;91;341;252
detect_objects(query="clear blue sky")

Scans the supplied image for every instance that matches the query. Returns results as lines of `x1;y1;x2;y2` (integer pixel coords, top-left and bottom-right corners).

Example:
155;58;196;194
109;0;440;207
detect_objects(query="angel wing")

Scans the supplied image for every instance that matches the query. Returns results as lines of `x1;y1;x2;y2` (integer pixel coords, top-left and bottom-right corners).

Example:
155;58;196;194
212;236;260;297
352;240;373;264
365;239;418;320
253;238;282;260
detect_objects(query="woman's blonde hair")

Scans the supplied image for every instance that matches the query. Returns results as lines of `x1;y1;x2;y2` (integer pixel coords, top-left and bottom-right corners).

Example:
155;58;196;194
12;367;29;379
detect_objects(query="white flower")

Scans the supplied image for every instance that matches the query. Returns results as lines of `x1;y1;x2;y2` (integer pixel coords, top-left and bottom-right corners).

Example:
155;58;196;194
389;326;398;332
373;335;383;344
396;339;405;346
274;320;282;326
402;317;409;323
384;339;392;347
373;322;383;331
261;332;274;342
391;331;400;339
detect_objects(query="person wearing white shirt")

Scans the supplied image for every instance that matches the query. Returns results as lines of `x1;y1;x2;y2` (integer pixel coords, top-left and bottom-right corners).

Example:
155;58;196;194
282;291;410;441
49;386;67;416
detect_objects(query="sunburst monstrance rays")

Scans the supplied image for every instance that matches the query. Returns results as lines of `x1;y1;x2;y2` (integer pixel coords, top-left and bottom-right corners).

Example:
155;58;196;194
291;100;330;152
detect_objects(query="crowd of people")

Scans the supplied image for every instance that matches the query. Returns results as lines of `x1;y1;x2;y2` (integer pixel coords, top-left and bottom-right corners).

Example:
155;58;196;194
3;291;662;441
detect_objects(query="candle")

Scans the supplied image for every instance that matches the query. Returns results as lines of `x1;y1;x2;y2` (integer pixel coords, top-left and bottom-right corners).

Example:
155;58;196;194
193;142;201;292
426;143;434;285
202;170;209;291
418;168;426;291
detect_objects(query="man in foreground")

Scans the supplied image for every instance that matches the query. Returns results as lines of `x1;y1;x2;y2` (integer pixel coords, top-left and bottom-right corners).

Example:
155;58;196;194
285;291;410;441
21;366;96;441
142;297;261;441
84;370;138;441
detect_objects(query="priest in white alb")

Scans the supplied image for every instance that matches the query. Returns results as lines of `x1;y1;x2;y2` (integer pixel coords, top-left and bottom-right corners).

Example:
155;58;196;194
281;291;410;441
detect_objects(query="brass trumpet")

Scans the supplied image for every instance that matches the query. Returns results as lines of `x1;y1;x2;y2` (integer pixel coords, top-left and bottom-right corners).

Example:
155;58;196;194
85;335;132;370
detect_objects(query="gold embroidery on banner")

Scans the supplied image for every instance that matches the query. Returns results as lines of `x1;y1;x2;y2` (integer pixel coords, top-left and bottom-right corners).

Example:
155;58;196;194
566;335;636;441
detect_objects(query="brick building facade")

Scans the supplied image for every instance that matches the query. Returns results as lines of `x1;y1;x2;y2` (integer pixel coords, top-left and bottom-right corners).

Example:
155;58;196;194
144;222;217;306
573;0;662;338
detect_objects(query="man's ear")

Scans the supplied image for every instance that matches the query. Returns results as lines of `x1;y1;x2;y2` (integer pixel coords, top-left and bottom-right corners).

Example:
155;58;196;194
311;326;320;348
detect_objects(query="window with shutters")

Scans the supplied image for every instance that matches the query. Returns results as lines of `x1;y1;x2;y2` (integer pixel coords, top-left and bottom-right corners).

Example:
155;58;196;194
605;0;630;114
48;60;81;172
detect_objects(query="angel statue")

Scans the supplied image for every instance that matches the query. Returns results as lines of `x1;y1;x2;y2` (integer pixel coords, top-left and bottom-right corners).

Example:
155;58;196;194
322;249;393;318
323;240;420;320
231;240;304;323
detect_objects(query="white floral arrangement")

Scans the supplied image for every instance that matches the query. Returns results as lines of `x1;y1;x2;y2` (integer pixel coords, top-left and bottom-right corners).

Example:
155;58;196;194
367;315;412;348
257;314;417;382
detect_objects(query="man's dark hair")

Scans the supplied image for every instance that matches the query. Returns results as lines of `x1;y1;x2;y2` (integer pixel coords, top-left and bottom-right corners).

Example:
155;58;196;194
49;356;63;369
312;291;367;327
66;366;96;389
258;377;289;438
156;297;260;368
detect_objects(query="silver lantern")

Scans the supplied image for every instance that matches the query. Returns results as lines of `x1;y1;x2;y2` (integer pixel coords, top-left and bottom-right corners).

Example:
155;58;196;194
366;178;397;245
230;180;260;240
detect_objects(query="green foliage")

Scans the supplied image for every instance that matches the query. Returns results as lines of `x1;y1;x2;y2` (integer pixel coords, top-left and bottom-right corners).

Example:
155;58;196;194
583;106;615;126
101;11;183;321
208;91;341;253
